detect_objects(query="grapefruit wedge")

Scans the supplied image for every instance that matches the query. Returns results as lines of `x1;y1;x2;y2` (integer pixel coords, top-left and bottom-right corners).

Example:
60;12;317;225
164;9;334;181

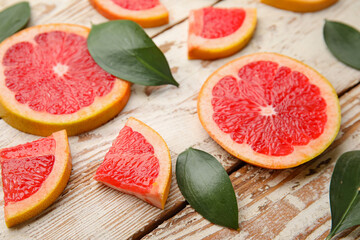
188;7;257;60
89;0;169;28
0;130;71;227
94;117;171;209
198;53;341;169
0;23;131;136
261;0;338;12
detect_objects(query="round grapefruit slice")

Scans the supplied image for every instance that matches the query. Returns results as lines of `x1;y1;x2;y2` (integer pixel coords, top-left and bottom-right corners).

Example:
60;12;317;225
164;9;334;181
261;0;338;12
188;7;257;60
0;23;131;136
0;130;71;227
94;117;171;209
198;53;341;169
89;0;169;28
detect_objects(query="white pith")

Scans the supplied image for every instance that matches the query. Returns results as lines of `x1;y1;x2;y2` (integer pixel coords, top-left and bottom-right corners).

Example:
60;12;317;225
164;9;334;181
198;53;341;169
260;105;276;117
53;63;69;77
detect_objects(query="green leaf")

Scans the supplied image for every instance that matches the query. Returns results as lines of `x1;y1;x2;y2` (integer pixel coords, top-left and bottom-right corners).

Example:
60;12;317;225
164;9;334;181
324;20;360;70
87;20;179;87
176;148;239;230
0;2;30;43
326;151;360;240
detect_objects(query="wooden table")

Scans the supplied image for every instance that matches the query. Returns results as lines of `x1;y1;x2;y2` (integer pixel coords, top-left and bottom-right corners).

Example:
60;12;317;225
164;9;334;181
0;0;359;239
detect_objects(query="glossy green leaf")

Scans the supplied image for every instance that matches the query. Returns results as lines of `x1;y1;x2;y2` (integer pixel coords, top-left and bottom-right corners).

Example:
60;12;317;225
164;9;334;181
326;151;360;240
87;20;179;87
0;2;30;43
176;148;239;230
324;20;360;70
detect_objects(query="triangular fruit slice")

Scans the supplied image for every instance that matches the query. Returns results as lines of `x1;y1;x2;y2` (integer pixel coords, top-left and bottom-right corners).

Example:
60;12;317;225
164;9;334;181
89;0;169;28
198;53;341;169
188;7;257;60
0;130;71;227
0;23;131;136
94;117;171;209
261;0;338;12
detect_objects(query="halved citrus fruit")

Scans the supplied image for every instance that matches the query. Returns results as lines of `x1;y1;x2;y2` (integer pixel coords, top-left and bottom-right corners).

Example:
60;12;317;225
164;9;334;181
188;7;257;60
0;23;131;136
198;53;341;169
0;130;71;227
261;0;338;12
94;117;171;209
89;0;169;28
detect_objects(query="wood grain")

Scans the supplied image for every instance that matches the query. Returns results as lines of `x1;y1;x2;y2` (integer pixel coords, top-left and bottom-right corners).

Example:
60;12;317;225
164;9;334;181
143;84;360;240
0;0;359;239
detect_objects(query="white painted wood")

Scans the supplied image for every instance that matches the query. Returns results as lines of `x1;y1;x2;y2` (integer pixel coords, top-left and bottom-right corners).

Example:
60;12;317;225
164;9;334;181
0;0;358;239
143;84;360;240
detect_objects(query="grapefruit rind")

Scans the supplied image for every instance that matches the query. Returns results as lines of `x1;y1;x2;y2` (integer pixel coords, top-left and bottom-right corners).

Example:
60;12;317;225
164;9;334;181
188;8;257;60
94;117;171;209
198;53;341;169
261;0;338;12
0;23;131;136
89;0;169;28
2;130;72;227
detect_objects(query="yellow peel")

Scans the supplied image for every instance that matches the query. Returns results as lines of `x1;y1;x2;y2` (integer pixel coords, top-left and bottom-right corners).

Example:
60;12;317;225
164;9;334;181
197;53;341;169
2;130;71;227
261;0;338;12
188;8;257;60
0;24;131;136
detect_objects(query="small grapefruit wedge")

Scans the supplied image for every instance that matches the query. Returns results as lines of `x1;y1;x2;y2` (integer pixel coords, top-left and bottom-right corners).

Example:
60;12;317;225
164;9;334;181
0;23;131;136
94;117;171;209
89;0;169;28
188;7;257;60
261;0;338;12
198;53;341;169
0;130;71;227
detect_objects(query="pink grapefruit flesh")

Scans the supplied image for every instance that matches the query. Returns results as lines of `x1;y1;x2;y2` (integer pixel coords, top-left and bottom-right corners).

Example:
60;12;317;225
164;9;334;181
0;24;131;136
196;7;246;39
188;7;257;60
94;117;171;209
89;0;169;28
198;53;341;169
111;0;159;10
0;130;71;227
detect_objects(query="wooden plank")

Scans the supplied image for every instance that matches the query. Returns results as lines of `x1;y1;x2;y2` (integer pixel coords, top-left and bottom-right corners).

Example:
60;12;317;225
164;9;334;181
142;83;360;240
0;0;220;37
0;0;359;239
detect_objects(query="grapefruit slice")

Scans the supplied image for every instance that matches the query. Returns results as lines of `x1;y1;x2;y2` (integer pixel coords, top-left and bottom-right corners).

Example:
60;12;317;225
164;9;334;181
188;7;257;60
198;53;341;169
0;23;131;136
261;0;338;12
94;117;171;209
0;130;71;227
89;0;169;28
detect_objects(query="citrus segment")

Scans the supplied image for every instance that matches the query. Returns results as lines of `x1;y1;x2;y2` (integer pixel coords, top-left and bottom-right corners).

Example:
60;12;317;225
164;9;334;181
112;0;158;10
198;53;341;169
188;7;257;60
199;8;246;39
0;24;131;136
2;155;55;204
0;130;71;227
89;0;169;28
94;117;171;209
261;0;338;12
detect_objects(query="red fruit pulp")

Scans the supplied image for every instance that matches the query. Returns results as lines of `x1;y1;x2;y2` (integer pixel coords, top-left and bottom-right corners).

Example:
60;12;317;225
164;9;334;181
199;7;246;39
0;138;55;160
111;0;159;10
0;137;56;205
3;31;116;115
211;61;327;156
94;126;160;194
